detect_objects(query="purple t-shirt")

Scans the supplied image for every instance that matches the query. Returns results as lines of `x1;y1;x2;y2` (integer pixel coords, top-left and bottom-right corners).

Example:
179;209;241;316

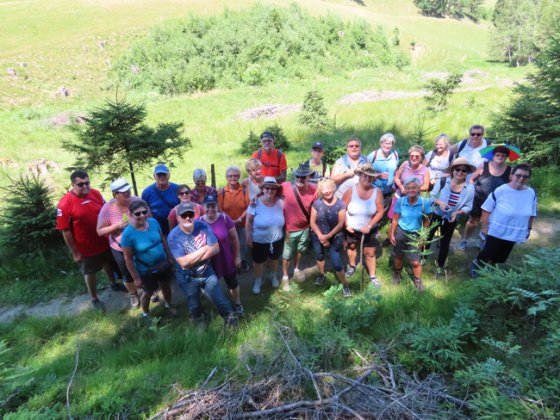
204;213;235;278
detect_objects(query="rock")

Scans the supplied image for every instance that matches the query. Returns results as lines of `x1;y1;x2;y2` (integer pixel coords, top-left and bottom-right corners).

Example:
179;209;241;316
56;86;70;97
7;68;18;79
0;157;17;168
238;103;301;120
49;112;87;127
28;159;61;176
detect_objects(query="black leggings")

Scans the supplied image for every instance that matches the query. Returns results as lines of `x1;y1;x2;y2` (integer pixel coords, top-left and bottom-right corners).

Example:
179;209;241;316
427;214;457;268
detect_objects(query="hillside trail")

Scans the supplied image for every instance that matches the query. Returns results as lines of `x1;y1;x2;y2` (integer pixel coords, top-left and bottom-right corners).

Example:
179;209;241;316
0;217;558;324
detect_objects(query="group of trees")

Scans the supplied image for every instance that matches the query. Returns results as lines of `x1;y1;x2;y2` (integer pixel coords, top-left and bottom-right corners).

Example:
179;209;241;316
414;0;485;20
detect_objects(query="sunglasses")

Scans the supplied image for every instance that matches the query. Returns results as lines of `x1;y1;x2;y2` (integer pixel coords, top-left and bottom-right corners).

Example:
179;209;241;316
513;174;530;180
74;181;90;187
263;187;276;191
261;139;273;143
133;210;148;217
179;212;195;219
470;132;483;137
178;191;190;196
347;144;360;148
454;167;469;173
296;176;307;179
494;153;507;158
227;174;240;178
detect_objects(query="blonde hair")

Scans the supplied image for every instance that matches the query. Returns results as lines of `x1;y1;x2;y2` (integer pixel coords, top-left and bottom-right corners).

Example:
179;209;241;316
245;158;262;173
435;133;450;148
317;178;337;198
408;144;426;159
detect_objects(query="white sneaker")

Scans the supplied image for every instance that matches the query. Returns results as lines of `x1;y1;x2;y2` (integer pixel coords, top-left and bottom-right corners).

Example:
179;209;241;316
293;268;305;282
252;278;262;295
281;275;290;292
271;274;280;288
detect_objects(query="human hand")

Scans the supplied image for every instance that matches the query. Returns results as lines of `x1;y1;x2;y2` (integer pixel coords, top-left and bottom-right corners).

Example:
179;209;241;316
117;219;128;230
72;251;83;263
389;233;396;246
380;172;389;180
346;226;354;234
360;225;371;234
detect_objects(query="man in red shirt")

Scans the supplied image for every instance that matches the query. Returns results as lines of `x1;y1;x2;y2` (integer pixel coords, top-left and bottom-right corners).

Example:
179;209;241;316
280;163;316;291
56;170;125;310
251;131;287;183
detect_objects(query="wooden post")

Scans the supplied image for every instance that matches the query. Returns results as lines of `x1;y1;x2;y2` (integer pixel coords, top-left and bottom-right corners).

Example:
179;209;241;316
210;163;216;189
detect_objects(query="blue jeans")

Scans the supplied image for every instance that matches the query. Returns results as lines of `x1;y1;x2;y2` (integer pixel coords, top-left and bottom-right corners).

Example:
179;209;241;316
176;266;233;319
310;233;344;272
236;226;247;261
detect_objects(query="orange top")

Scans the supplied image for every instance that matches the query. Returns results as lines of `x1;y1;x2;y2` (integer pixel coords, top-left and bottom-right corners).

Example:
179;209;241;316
218;184;250;228
251;148;287;177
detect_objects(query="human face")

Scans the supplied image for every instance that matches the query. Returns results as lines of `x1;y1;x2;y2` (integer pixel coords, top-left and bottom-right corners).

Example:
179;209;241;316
115;190;131;205
195;177;206;189
469;129;484;143
72;177;90;197
177;211;195;230
321;185;335;201
359;172;375;187
295;175;309;188
405;182;419;198
178;188;191;203
262;186;277;198
347;141;361;159
511;169;530;189
409;152;422;167
132;207;148;226
435;139;446;153
453;166;469;179
204;203;218;220
493;151;507;163
261;137;274;153
154;172;170;188
311;148;324;159
227;172;241;187
250;166;262;181
381;140;393;154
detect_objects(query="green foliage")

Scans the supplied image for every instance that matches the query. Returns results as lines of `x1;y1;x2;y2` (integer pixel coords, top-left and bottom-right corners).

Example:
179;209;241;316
424;73;462;112
113;4;409;95
0;174;61;254
0;340;34;415
240;123;291;154
322;284;380;333
414;0;485;20
490;33;560;167
64;97;190;195
298;90;329;130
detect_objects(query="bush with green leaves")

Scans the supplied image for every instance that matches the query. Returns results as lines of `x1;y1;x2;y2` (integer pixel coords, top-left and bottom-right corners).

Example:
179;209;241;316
298;90;329;130
423;73;462;112
0;174;62;254
240;123;291;154
113;4;409;95
414;0;485;20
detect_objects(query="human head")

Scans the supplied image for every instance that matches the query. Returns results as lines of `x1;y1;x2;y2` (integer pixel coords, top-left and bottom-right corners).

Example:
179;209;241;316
193;168;207;183
260;131;275;152
176;201;196;230
153;163;170;187
225;165;241;184
317;177;337;199
176;184;192;202
259;176;282;198
404;176;421;196
492;145;508;162
110;178;132;202
70;169;90;197
346;137;362;159
435;134;450;151
129;200;149;224
408;145;425;162
469;125;485;140
379;133;396;153
446;157;476;175
511;163;532;178
203;194;219;215
246;158;262;179
291;162;313;187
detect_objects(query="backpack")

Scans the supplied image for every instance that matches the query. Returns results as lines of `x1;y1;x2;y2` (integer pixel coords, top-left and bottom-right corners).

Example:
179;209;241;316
304;158;327;178
427;150;453;167
454;138;492;160
342;154;368;169
370;149;399;164
257;149;282;169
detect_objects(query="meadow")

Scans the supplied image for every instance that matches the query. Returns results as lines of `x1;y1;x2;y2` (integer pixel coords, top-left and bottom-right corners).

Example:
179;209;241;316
1;0;558;418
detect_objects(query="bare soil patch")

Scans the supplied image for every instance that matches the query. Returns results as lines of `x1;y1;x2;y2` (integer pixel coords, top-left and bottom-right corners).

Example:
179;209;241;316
238;103;301;120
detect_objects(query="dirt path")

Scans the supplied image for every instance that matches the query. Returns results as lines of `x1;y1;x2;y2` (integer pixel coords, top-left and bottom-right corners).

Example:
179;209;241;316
0;217;556;323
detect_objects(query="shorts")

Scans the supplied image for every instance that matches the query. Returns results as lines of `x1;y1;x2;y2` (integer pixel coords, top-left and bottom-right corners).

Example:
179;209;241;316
140;264;172;293
110;248;133;283
477;235;515;264
252;238;284;264
80;249;112;275
393;226;422;262
223;271;239;289
469;197;484;220
282;228;310;260
344;228;380;248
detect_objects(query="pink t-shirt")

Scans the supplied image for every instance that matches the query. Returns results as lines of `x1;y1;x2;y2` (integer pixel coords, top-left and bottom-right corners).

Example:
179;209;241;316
204;213;236;278
97;196;142;251
281;182;317;232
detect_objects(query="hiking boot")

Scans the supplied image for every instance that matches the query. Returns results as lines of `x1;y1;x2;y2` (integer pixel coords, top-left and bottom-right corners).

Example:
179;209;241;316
271;274;280;289
91;299;105;312
225;312;238;328
435;266;445;280
456;240;468;251
110;282;127;292
281;276;290;292
129;293;140;308
150;293;160;303
392;270;402;285
345;265;356;279
314;274;326;286
414;278;425;292
234;304;245;317
252;278;262;295
370;276;381;288
240;260;250;272
342;286;352;298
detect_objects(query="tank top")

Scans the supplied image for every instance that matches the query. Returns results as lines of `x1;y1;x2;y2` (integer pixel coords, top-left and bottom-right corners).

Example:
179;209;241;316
396;162;428;197
475;163;511;200
346;186;378;230
247;177;261;201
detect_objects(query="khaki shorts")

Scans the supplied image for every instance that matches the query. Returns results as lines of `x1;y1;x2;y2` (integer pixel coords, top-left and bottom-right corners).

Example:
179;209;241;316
282;228;310;260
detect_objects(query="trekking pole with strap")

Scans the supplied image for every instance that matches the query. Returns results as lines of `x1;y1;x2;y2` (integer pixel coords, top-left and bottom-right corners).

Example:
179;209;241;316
359;233;365;293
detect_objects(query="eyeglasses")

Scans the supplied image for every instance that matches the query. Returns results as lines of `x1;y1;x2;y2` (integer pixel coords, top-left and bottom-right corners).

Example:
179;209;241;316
410;154;421;159
454;167;469;173
261;139;273;143
494;153;507;158
296;176;307;180
263;187;276;191
179;212;195;219
470;132;483;137
117;190;131;196
227;174;240;178
133;210;148;217
347;144;360;148
513;174;530;180
178;191;190;196
155;173;168;177
74;181;90;187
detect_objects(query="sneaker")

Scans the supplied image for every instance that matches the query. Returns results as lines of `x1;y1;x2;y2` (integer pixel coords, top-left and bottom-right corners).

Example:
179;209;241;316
234;303;245;317
271;274;280;289
240;260;250;272
129;293;140;308
151;293;160;303
392;270;402;285
252;278;262;295
456;240;468;251
281;276;290;292
91;299;105;312
110;282;127;292
164;304;178;317
342;286;352;298
370;276;381;288
225;312;238;328
314;274;326;286
470;260;479;278
414;278;425;292
293;268;305;282
345;265;356;279
435;266;445;280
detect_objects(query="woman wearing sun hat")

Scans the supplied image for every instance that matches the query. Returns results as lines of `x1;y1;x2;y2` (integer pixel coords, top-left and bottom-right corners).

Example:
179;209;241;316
428;157;475;279
342;163;384;287
246;176;285;294
458;144;513;250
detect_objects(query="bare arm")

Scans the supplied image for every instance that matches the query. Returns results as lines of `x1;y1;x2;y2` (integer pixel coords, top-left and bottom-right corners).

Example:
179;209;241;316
309;206;322;238
470;163;484;184
420;167;431;192
330;162;355;185
61;229;81;262
393;162;406;195
246;213;254;248
480;210;490;236
389;213;400;246
97;216;127;238
174;245;211;269
123;246;142;287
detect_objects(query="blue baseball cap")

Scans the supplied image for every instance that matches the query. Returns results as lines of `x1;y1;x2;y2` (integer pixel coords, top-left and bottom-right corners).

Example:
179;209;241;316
154;163;169;175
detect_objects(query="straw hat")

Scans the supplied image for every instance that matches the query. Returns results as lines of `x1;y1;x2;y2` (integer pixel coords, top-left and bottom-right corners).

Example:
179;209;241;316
446;157;476;174
355;163;376;177
258;176;281;189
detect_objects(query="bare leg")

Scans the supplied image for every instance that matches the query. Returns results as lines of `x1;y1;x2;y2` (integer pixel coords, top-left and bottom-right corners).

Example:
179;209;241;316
411;260;422;279
84;273;98;300
124;282;137;294
394;255;404;271
269;259;279;275
346;244;357;267
463;217;478;241
253;262;264;279
335;270;349;287
316;259;325;275
294;252;302;270
102;261;117;285
230;286;241;305
363;247;376;277
282;259;290;277
140;291;152;314
159;281;172;305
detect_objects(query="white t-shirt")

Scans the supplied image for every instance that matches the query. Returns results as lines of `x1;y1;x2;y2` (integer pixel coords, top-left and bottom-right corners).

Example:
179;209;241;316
247;198;285;243
482;184;537;243
458;138;489;168
425;150;451;181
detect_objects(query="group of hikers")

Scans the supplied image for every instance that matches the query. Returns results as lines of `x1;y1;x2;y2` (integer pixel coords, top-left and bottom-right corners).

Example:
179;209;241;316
56;125;537;327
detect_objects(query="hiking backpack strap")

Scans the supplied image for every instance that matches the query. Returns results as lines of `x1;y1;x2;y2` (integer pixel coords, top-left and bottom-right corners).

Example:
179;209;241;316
292;185;310;221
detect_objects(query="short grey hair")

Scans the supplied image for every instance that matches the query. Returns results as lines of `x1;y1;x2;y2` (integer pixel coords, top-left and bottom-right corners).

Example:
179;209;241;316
379;132;396;145
435;133;450;148
225;165;241;178
193;168;207;181
404;176;421;188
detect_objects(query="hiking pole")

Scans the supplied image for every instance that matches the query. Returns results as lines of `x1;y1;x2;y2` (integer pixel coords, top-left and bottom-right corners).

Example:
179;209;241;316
359;233;365;293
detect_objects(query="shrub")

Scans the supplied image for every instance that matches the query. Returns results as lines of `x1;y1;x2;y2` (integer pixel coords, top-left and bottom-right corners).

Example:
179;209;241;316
0;174;62;254
423;73;462;112
113;4;409;94
240;123;291;154
298;90;329;130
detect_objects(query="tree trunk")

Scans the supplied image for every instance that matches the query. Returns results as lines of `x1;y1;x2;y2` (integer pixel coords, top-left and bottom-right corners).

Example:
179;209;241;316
129;160;138;196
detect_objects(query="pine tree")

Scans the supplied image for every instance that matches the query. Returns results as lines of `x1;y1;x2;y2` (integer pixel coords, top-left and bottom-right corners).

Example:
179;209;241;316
299;90;329;130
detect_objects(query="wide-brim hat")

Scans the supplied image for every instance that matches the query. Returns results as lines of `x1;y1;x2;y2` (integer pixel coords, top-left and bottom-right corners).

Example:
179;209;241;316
259;176;281;189
291;162;314;178
355;163;376;177
446;157;476;174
